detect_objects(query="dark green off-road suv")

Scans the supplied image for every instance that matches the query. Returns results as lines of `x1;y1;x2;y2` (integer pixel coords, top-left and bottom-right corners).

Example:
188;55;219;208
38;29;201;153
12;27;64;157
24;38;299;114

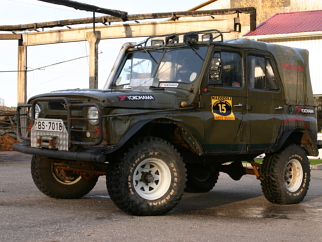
14;30;320;216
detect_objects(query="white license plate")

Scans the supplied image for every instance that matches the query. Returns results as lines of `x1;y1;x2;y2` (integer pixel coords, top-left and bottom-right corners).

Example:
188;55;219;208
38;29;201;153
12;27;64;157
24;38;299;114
34;119;65;132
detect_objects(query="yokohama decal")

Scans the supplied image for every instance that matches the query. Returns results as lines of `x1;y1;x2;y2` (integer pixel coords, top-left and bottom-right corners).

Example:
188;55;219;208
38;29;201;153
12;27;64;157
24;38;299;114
117;95;155;101
282;64;303;72
297;108;315;114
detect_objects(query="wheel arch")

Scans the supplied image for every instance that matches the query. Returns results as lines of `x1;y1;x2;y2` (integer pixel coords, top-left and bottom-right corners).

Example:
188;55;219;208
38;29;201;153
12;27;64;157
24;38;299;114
274;129;318;156
106;118;204;156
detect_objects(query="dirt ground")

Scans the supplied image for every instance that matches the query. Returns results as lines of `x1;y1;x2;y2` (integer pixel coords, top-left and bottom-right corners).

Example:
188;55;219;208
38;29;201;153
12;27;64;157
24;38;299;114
0;135;19;151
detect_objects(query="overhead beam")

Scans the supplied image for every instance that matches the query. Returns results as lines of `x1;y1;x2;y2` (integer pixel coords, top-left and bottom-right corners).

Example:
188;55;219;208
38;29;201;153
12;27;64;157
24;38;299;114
37;0;128;21
0;34;22;40
23;17;230;46
0;8;256;32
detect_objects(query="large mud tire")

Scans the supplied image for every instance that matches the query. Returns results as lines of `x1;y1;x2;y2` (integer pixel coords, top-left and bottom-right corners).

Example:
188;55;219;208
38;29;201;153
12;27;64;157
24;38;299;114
260;145;310;204
31;155;98;199
185;163;219;193
107;137;186;216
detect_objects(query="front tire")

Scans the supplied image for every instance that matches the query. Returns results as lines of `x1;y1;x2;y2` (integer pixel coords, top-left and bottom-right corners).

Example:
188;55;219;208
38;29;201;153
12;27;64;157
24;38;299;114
31;155;98;199
107;137;186;216
260;145;310;204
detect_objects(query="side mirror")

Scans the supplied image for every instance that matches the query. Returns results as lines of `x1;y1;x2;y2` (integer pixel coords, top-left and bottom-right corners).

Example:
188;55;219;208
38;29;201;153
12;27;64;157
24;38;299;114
209;57;222;82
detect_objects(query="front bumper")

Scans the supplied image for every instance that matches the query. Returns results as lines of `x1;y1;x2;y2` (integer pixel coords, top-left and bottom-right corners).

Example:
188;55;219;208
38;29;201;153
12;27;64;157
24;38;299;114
13;140;106;163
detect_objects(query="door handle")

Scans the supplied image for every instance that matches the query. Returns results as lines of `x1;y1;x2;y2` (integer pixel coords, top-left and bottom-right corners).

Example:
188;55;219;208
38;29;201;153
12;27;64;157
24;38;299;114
234;103;243;107
275;106;283;110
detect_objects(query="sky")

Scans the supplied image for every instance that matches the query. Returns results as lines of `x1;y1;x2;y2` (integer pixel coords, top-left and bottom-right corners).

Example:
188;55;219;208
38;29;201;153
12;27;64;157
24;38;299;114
0;0;202;107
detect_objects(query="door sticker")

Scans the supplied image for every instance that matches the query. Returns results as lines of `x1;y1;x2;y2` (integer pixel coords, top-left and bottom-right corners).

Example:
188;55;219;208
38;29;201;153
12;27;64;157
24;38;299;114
212;96;235;120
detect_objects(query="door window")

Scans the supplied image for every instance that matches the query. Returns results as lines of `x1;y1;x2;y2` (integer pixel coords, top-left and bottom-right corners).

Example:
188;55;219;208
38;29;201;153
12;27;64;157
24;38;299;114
209;51;242;88
247;55;279;91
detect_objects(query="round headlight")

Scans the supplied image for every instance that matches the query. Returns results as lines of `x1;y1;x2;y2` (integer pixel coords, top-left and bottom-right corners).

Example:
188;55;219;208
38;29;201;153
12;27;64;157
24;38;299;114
88;107;99;125
29;103;41;119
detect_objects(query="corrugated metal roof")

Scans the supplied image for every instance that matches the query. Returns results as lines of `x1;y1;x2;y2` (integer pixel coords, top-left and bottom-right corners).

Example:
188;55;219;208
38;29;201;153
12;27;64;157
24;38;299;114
245;10;322;36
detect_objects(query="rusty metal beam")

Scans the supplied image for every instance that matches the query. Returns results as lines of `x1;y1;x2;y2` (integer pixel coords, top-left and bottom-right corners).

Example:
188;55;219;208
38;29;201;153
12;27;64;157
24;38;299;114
188;0;218;11
0;7;256;32
37;0;128;21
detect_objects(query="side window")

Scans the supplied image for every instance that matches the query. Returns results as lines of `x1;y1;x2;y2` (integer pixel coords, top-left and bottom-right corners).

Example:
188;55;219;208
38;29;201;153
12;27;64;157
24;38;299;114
266;60;279;90
209;51;242;88
247;55;279;91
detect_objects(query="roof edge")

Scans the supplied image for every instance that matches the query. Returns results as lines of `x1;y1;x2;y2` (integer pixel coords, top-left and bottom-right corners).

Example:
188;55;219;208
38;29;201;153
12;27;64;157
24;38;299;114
244;31;322;40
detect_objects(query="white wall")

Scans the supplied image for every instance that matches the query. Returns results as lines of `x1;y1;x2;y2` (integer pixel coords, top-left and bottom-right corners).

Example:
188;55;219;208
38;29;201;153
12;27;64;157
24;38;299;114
262;37;322;95
287;0;322;11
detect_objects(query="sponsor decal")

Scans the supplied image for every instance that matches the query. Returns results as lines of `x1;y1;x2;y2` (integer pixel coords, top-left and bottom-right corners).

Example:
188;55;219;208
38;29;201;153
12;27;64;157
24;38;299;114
117;95;155;101
159;83;179;88
297;108;315;114
282;64;303;72
211;96;235;120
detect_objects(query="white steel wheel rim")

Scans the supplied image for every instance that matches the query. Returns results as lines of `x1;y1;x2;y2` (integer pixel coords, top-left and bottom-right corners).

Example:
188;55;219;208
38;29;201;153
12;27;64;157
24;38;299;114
52;165;82;185
133;158;171;200
284;159;303;192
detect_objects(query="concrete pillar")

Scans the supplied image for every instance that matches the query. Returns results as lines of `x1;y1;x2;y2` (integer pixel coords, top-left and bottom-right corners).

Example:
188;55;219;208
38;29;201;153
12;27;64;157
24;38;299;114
86;31;101;89
17;39;27;105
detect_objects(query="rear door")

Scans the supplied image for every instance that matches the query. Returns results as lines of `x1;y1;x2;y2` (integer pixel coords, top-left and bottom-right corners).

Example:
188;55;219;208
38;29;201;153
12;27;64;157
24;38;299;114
246;52;285;153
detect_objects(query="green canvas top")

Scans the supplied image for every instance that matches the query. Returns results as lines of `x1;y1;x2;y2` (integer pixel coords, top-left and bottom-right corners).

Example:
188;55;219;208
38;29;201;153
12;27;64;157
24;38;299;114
224;38;314;106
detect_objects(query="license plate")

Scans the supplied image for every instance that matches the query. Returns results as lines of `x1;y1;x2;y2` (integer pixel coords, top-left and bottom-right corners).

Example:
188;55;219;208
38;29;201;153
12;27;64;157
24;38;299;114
34;119;65;132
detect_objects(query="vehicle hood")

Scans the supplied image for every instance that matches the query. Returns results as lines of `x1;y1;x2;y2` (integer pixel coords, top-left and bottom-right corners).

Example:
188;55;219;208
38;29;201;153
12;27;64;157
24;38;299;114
29;88;189;109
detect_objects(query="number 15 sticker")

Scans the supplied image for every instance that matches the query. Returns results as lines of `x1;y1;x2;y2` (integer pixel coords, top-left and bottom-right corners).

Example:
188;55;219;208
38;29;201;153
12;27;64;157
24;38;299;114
211;96;235;120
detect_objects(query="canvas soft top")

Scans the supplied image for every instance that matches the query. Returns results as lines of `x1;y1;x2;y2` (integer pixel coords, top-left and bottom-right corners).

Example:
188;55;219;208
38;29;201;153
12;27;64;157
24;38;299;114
223;38;314;106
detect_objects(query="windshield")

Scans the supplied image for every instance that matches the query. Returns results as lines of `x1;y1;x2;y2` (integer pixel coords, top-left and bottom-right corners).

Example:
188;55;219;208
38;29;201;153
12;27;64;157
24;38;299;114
114;46;208;87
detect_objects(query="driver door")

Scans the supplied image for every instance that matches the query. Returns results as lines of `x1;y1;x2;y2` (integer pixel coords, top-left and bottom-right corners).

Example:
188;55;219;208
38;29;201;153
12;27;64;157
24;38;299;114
201;49;248;154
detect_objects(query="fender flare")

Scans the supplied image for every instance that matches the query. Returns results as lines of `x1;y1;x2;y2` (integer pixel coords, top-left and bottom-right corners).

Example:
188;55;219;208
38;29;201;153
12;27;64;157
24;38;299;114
274;129;318;156
104;118;204;155
104;119;151;154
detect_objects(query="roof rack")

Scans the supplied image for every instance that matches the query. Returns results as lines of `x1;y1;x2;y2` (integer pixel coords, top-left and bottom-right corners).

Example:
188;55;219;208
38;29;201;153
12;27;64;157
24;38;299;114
135;29;223;48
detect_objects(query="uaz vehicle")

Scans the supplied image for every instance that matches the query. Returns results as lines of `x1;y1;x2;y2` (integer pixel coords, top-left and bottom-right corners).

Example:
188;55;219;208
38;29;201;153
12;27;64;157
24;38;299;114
14;30;319;216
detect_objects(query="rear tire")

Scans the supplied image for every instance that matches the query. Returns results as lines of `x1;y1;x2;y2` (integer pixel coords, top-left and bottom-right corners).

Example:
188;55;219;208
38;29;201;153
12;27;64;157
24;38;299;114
31;155;98;199
185;163;219;193
260;145;310;204
107;137;186;216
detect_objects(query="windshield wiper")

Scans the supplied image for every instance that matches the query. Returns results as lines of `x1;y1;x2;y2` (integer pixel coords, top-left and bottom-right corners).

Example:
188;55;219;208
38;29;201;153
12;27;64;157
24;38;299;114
143;48;158;64
186;42;204;61
137;38;160;64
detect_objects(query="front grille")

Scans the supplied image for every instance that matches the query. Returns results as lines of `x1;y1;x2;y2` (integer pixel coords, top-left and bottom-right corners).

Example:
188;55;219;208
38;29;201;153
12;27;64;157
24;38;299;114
49;101;83;110
16;97;103;147
45;115;67;120
45;115;85;127
71;127;84;141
